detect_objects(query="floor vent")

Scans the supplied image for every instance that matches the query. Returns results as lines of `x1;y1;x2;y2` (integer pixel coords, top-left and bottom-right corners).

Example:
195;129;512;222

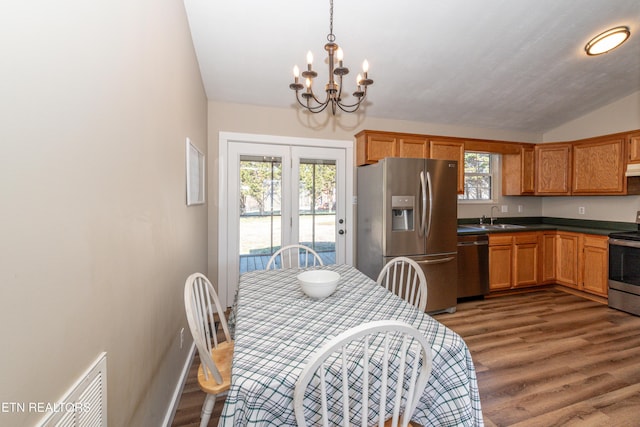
39;352;107;427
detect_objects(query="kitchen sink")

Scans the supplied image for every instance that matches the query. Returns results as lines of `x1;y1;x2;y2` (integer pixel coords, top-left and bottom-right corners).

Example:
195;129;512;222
460;224;526;230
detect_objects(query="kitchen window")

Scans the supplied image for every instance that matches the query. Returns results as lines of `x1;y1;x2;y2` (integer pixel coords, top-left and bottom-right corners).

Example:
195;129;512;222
459;151;497;201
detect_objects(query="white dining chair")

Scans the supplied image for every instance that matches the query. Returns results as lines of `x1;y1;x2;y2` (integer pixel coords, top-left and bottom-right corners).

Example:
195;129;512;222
266;244;324;270
377;257;428;311
294;320;433;427
184;273;234;427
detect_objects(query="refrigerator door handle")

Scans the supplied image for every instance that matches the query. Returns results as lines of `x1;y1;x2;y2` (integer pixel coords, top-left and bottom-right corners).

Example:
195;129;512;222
426;170;433;240
419;171;427;236
416;256;455;265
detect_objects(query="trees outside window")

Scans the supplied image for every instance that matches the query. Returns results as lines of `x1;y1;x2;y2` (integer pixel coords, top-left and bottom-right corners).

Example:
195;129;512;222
459;152;494;201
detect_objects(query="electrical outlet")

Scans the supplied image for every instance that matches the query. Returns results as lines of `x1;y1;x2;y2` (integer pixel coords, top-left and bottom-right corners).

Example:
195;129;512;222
517;205;523;213
578;207;585;215
501;205;508;213
636;210;640;223
180;328;184;349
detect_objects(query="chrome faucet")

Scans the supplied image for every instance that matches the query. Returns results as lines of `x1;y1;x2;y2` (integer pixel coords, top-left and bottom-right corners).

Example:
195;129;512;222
490;206;499;225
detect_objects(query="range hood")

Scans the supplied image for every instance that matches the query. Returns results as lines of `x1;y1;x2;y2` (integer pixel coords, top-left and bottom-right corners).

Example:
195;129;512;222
626;163;640;177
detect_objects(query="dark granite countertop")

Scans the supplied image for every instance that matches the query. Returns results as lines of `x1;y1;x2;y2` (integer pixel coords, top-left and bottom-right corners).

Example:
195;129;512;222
457;217;638;236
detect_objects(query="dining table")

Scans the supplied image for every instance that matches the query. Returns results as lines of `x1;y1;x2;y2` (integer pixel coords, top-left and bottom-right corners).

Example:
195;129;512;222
219;264;484;426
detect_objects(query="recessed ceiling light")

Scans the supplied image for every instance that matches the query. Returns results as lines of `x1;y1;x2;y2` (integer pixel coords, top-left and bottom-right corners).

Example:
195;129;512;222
585;26;630;56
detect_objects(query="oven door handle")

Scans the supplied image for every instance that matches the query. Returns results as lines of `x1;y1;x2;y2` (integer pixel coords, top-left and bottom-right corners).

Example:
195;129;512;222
609;238;640;248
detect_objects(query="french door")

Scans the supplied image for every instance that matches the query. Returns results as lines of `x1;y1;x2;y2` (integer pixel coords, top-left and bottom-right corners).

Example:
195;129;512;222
218;133;353;306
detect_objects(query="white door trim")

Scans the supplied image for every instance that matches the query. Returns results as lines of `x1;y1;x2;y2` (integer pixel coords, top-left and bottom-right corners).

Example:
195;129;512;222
217;131;354;307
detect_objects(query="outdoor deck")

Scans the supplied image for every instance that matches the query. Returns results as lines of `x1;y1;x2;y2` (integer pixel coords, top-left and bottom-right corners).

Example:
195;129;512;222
239;251;336;273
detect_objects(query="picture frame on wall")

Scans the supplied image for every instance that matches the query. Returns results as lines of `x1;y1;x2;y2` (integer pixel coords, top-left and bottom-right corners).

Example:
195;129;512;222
186;137;205;206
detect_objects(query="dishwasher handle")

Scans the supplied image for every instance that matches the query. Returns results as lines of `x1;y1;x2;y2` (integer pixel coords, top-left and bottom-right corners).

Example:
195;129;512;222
458;241;488;247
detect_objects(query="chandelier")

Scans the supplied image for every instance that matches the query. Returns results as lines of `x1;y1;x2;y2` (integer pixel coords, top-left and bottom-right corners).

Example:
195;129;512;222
289;0;373;115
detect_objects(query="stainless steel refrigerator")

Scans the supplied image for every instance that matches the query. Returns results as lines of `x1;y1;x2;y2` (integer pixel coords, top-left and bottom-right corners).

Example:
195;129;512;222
356;157;458;313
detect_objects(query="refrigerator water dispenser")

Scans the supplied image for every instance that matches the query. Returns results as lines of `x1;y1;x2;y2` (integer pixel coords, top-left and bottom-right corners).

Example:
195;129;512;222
391;196;414;231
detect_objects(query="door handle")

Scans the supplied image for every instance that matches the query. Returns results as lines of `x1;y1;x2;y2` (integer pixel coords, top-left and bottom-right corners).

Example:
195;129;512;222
419;171;427;236
426;171;433;240
416;256;455;265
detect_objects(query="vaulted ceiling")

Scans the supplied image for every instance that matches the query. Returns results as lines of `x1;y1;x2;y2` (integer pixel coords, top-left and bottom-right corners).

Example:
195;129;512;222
184;0;640;133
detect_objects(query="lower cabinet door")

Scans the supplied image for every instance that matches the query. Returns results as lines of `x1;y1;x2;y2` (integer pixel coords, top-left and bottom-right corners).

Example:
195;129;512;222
582;235;608;297
489;244;512;290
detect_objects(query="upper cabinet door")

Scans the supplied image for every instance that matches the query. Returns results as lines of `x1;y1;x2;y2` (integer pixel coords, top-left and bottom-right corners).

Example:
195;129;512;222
503;145;535;195
356;132;397;165
398;137;429;159
572;137;625;194
535;144;571;195
629;132;640;164
429;139;465;194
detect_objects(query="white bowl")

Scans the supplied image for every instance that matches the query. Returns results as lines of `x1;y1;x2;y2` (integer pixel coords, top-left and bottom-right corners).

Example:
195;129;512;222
297;270;341;299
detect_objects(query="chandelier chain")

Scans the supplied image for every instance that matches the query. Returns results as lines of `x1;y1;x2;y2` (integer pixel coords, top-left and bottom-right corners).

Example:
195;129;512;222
327;0;335;42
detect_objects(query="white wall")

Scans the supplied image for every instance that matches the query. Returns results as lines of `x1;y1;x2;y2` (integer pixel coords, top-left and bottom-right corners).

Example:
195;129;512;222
543;91;640;142
0;1;208;426
541;91;640;223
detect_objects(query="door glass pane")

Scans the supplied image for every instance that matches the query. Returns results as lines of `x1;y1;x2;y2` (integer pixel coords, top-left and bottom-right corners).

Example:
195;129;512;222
298;159;336;265
239;156;282;273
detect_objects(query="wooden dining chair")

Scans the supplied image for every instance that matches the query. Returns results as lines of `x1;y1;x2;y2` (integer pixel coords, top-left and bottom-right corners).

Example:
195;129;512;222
294;320;433;427
266;244;324;270
377;257;428;311
184;273;234;427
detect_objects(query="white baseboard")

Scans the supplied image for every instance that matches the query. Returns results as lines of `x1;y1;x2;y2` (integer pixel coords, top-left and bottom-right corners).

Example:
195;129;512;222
162;341;196;427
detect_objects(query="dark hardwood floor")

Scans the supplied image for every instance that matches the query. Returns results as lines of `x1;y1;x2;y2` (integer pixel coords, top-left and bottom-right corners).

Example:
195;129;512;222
171;289;640;427
436;289;640;426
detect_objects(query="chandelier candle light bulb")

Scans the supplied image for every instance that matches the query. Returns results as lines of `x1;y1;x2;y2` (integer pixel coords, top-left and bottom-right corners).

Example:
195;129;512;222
288;0;373;114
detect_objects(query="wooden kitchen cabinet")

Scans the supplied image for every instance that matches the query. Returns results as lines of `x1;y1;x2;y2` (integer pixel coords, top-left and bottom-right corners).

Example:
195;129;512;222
572;137;625;194
535;143;571;195
488;234;513;291
629;132;640;164
356;132;397;165
555;231;580;288
503;144;535;195
355;130;428;165
513;233;539;287
485;230;608;298
540;231;556;284
429;139;465;194
398;136;429;158
489;232;539;290
581;234;608;297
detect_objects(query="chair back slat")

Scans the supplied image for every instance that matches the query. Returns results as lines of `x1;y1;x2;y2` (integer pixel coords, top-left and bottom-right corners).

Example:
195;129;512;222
377;333;390;427
377;257;428;311
294;320;433;427
360;336;370;427
266;244;324;270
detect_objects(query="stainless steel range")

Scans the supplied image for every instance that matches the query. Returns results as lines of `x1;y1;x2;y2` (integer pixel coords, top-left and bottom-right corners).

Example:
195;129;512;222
609;228;640;316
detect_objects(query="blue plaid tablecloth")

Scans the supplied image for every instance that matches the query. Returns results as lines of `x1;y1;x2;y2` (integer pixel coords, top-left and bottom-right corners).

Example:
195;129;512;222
219;264;483;426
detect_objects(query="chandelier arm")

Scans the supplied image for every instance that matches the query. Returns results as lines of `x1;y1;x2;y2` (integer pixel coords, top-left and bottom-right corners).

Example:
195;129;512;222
335;98;365;113
308;88;333;107
294;91;331;113
307;100;331;114
335;93;367;110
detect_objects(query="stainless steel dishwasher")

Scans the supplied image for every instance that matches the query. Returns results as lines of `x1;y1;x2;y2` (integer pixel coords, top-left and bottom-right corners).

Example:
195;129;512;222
457;234;489;298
